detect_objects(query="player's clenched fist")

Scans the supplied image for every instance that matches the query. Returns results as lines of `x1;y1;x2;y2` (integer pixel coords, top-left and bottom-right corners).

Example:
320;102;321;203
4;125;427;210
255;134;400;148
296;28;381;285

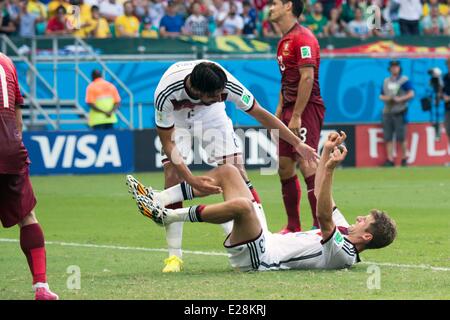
325;145;348;170
324;131;347;152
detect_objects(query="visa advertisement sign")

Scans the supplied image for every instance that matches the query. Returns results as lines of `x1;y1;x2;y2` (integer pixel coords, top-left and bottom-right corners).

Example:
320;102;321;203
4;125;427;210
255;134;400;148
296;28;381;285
23;131;134;175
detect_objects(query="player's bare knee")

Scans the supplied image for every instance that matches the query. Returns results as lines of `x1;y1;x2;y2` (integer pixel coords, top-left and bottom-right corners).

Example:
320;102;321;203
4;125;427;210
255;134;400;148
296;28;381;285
229;198;254;217
298;160;317;177
219;163;241;180
231;163;248;181
19;210;38;227
278;165;295;180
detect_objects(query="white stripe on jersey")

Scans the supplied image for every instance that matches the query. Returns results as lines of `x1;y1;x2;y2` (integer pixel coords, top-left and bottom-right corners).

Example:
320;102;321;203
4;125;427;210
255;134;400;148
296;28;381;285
155;80;184;111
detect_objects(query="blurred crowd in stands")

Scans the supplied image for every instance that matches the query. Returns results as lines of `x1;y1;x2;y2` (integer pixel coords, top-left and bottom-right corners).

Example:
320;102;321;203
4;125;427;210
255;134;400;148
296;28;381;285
0;0;449;38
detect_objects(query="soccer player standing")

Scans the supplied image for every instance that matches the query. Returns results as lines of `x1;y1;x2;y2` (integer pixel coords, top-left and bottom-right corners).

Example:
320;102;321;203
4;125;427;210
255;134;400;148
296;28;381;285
0;53;58;300
269;0;326;233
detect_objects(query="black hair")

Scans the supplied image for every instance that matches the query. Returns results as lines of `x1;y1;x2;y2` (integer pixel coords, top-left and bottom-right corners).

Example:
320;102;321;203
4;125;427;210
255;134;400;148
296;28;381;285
388;61;402;74
281;0;304;18
190;62;227;94
92;69;102;80
365;210;397;250
56;5;67;15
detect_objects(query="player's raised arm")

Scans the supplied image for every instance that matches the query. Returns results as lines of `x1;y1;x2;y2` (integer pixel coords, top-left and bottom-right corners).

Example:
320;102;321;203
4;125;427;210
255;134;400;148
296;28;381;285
316;133;347;240
314;131;345;199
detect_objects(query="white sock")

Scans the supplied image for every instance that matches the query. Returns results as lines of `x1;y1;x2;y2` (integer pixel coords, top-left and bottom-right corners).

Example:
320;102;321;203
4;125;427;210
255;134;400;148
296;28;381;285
159;182;194;206
165;206;203;224
32;282;49;291
166;222;184;258
165;205;202;258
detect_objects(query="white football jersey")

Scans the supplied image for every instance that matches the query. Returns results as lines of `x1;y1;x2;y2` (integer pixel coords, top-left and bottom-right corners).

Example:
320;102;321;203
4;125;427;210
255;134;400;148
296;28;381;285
259;208;360;271
154;60;255;129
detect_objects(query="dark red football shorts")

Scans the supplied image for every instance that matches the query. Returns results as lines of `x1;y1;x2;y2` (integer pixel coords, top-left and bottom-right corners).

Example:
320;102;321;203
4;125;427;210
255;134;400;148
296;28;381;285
0;167;36;228
278;102;325;160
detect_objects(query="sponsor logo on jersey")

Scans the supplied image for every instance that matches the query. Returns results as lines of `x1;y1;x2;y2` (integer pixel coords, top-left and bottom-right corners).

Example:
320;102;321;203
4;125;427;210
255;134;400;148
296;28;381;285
334;231;344;245
241;91;252;107
157;110;164;122
301;46;312;59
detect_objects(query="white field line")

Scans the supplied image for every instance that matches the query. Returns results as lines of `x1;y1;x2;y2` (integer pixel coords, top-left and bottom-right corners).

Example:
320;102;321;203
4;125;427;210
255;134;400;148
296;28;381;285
1;238;449;272
0;238;228;256
360;261;450;272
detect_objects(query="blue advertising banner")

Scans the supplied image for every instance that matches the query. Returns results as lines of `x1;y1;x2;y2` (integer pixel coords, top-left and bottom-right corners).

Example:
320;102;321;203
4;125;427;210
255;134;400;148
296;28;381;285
16;57;448;128
23;130;134;175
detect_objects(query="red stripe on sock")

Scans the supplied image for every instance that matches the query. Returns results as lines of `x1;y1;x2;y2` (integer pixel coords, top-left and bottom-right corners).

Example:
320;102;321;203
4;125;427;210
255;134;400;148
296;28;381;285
20;223;47;284
249;187;261;204
194;205;206;222
30;247;47;283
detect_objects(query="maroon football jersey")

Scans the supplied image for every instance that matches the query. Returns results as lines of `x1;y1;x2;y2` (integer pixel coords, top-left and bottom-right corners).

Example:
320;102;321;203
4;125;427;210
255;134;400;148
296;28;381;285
276;23;324;108
0;53;30;174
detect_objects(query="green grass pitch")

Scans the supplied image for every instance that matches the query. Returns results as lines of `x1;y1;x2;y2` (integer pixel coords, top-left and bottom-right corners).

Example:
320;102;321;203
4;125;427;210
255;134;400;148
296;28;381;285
0;167;449;299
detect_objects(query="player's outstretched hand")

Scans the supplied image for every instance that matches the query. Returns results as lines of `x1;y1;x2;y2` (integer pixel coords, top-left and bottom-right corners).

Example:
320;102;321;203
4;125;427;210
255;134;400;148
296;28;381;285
295;142;320;163
325;145;348;170
188;175;222;195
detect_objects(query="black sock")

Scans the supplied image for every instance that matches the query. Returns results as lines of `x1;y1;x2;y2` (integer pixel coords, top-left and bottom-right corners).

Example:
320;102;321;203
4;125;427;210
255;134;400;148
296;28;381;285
180;181;194;200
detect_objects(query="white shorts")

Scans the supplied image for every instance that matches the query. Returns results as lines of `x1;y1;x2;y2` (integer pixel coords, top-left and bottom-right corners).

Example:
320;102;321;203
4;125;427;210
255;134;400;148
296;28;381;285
223;203;269;271
224;230;266;272
161;117;242;165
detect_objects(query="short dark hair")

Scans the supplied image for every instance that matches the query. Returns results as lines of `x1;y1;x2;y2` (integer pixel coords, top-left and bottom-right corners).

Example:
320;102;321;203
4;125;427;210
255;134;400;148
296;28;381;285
389;60;400;67
365;209;397;249
190;62;227;94
56;5;67;15
281;0;304;18
92;69;102;80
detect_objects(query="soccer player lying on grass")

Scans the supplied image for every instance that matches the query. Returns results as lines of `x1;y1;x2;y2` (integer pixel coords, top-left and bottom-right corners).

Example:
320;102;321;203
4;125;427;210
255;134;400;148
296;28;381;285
127;131;397;271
